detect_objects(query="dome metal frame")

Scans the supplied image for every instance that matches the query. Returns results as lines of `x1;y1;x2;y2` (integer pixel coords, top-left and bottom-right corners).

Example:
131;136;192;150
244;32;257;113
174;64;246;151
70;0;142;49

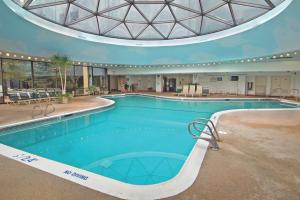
12;0;285;40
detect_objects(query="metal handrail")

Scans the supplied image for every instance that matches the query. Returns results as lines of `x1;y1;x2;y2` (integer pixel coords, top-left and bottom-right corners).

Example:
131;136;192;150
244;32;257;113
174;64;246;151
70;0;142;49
193;118;220;141
188;121;219;151
32;103;55;118
32;105;43;119
44;103;55;116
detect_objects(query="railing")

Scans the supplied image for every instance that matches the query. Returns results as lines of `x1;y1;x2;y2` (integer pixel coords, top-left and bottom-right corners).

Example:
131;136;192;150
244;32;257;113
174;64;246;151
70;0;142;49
188;118;220;151
32;103;55;119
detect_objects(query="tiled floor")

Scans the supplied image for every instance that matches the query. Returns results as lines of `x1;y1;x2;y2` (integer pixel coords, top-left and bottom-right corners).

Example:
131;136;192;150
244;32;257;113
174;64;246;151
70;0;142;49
0;96;109;126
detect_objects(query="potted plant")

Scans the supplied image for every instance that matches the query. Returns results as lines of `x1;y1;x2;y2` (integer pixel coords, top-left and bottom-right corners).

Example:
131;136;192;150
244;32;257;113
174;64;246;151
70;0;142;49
88;85;97;95
50;54;73;103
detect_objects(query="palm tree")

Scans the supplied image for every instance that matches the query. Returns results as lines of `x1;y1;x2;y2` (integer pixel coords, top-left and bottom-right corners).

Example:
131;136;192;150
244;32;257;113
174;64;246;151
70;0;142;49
50;54;72;95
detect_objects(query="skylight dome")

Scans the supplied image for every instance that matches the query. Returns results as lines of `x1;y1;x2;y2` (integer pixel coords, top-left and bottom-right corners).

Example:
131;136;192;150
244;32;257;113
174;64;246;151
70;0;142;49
13;0;286;40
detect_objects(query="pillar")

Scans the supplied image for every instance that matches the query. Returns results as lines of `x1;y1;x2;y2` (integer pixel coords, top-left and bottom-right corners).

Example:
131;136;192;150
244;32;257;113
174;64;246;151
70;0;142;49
156;74;163;92
83;65;89;95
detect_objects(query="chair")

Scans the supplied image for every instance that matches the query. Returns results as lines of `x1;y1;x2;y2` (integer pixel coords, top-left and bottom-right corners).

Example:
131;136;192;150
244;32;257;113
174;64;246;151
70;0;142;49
18;92;32;104
47;89;59;101
38;91;51;102
178;85;189;96
29;91;41;103
188;85;196;97
6;94;19;104
194;85;203;97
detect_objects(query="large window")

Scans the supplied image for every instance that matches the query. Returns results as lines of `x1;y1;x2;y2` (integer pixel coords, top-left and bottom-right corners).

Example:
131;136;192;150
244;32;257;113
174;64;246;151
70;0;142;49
33;62;58;89
92;67;107;89
0;57;108;103
2;59;32;92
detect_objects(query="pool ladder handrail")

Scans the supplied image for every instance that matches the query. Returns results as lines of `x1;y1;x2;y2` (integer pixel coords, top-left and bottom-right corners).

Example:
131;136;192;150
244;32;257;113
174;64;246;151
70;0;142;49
193;118;220;141
32;103;55;119
188;118;220;151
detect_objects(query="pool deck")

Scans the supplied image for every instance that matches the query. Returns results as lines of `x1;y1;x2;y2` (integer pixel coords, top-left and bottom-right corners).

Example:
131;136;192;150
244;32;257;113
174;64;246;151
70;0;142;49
0;95;300;200
0;96;110;127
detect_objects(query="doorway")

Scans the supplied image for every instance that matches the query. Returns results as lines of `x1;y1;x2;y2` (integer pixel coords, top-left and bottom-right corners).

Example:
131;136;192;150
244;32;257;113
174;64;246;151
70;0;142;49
168;78;176;92
255;76;267;96
271;76;291;96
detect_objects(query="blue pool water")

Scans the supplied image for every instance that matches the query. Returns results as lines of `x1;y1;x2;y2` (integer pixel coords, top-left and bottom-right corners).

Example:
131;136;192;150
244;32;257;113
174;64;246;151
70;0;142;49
0;95;297;185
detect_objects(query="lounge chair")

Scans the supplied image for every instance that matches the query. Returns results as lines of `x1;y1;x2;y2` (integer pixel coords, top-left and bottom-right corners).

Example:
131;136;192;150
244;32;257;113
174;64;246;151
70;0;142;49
38;91;51;102
178;85;189;96
188;85;196;97
29;91;41;103
47;89;59;101
6;94;19;104
18;92;32;104
194;85;203;97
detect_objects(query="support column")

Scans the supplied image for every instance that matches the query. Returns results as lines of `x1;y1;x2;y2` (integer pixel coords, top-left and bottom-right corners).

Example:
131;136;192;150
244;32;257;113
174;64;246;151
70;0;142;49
83;65;89;95
156;74;163;92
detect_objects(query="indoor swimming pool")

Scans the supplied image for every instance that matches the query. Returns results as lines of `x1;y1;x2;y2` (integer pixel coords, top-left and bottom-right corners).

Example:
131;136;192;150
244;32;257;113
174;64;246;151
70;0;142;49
0;95;298;185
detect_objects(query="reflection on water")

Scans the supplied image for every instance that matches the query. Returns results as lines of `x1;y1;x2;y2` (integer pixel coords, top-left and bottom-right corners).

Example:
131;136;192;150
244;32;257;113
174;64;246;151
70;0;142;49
84;152;187;185
0;95;296;185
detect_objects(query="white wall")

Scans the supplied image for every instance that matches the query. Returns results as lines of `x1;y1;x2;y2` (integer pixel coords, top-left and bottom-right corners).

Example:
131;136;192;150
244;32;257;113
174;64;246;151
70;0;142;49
126;75;156;91
163;74;193;90
156;75;163;92
110;72;300;97
193;72;300;96
107;61;300;75
193;74;246;95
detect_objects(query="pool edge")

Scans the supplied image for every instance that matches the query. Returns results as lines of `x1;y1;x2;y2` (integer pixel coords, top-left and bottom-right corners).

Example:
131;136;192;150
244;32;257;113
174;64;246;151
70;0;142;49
1;94;300;200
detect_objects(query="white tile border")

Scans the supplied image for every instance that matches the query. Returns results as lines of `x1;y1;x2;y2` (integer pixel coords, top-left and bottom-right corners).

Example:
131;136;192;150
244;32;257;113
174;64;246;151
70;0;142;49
0;94;299;200
0;97;115;130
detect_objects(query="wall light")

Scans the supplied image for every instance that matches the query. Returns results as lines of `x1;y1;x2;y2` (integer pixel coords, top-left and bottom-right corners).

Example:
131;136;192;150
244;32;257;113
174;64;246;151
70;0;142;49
28;56;31;59
6;53;10;56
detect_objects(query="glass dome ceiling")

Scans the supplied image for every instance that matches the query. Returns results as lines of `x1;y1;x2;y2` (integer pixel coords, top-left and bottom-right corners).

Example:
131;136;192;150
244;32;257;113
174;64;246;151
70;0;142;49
13;0;285;40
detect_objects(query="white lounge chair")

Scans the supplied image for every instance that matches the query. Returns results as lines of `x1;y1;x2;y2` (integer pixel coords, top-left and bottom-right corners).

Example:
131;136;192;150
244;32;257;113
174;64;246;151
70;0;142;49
194;85;203;97
178;85;189;96
188;85;196;97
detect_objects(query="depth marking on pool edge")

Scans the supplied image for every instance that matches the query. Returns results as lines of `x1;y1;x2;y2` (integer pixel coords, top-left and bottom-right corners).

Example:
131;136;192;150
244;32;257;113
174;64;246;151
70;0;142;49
12;153;39;163
64;170;89;181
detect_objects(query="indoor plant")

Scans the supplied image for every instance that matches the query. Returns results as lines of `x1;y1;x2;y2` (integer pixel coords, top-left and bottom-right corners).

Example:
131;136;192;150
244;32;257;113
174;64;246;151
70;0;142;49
51;54;73;103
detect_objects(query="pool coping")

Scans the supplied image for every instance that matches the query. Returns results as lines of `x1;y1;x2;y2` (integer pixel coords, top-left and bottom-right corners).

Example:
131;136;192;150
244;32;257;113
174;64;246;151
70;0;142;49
1;94;300;200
